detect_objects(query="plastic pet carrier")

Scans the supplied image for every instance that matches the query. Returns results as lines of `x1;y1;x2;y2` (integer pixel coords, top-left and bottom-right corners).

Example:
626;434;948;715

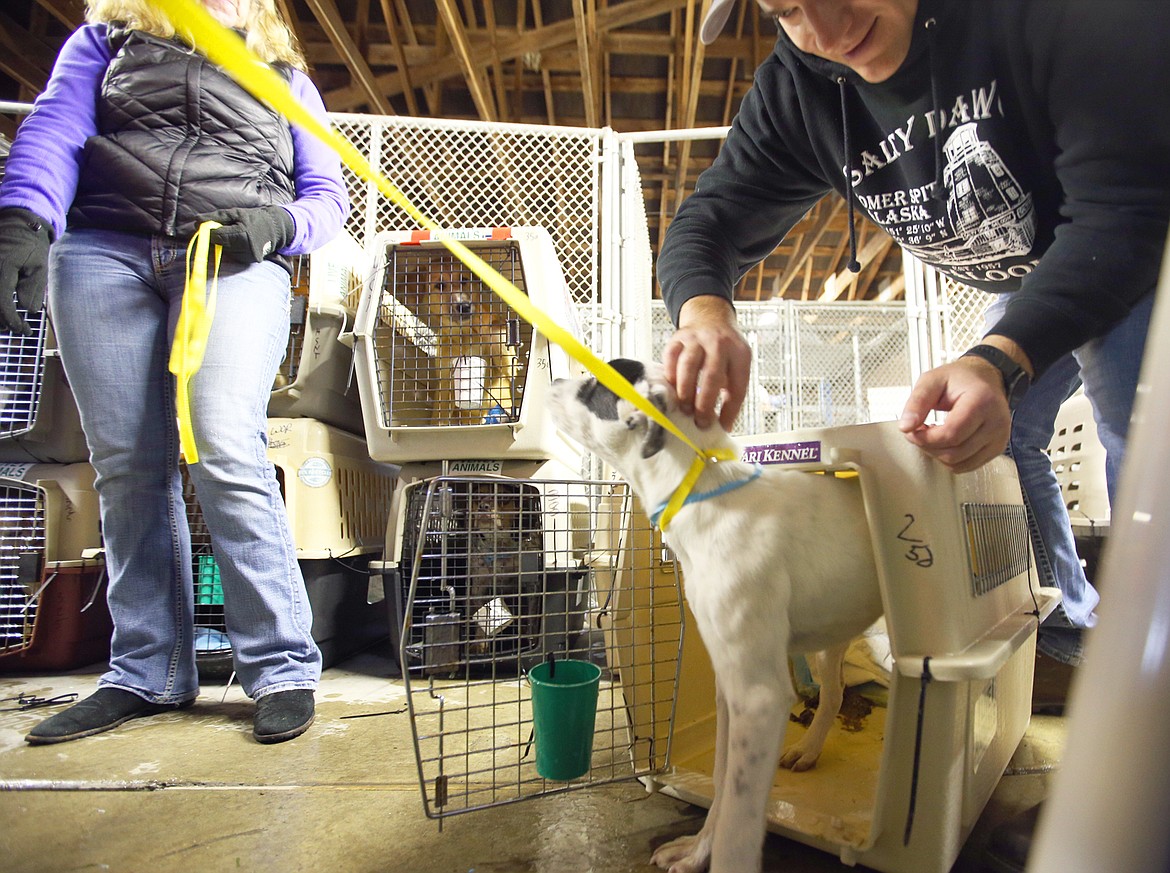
1047;389;1110;534
268;231;367;435
350;226;582;464
632;421;1058;873
0;462;106;671
185;418;400;678
0;313;88;464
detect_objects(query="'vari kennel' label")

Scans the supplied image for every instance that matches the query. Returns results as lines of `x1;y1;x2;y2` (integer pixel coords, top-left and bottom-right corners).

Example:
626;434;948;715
742;441;822;465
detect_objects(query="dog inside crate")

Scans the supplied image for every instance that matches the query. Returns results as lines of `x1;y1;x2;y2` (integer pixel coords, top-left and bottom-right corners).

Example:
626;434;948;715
373;241;533;428
399;477;588;675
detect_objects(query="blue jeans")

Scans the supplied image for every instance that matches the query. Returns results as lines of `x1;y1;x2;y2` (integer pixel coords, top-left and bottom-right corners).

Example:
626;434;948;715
985;290;1155;663
48;228;321;702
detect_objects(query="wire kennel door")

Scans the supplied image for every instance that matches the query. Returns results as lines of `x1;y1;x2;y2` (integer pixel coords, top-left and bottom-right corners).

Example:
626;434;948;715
401;476;683;818
0;313;47;444
0;312;89;464
0;477;46;655
373;236;532;429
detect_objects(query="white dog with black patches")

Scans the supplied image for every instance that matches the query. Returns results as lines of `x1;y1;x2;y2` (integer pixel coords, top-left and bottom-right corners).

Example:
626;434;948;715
548;359;883;873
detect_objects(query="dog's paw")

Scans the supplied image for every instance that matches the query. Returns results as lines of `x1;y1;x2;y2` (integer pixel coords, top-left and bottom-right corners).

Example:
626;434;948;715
650;833;712;873
778;742;822;772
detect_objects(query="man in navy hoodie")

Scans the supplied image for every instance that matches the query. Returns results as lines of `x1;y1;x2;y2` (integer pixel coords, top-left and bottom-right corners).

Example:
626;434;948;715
664;0;1168;665
658;1;1169;867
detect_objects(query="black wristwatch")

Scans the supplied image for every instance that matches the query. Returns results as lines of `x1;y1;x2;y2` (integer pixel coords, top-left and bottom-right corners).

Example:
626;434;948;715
961;344;1031;411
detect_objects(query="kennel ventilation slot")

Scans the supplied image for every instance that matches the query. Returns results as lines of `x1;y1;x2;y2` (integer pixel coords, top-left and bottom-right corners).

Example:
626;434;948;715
351;226;582;464
963;503;1032;597
399;476;683;818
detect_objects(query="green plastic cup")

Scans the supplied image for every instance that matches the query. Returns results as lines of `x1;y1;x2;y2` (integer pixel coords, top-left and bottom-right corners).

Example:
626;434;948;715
528;658;602;781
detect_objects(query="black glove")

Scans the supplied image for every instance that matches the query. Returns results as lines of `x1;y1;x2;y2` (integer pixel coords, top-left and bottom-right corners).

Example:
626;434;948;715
204;205;295;263
0;207;53;336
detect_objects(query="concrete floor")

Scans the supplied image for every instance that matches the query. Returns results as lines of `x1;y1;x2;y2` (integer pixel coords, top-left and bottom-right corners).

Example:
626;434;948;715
0;643;1068;873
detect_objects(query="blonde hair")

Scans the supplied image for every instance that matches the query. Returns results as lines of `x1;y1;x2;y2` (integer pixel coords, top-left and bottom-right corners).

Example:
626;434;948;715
86;0;307;71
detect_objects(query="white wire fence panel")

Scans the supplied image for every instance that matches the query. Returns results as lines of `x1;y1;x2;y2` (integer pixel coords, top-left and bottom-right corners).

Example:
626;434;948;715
936;274;997;365
616;137;656;358
329;115;602;316
651;300;913;434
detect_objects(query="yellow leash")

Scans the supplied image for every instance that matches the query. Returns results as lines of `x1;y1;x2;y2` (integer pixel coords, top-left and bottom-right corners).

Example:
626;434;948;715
152;0;734;526
169;221;222;464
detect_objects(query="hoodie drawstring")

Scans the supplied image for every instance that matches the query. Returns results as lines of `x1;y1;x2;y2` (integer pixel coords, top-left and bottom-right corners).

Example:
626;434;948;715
924;17;946;202
837;76;861;273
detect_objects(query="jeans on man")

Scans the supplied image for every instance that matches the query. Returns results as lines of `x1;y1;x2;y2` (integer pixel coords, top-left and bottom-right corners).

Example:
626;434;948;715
985;290;1155;664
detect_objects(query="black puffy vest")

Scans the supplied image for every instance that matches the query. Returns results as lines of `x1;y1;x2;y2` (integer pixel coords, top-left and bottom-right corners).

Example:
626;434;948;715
68;28;296;241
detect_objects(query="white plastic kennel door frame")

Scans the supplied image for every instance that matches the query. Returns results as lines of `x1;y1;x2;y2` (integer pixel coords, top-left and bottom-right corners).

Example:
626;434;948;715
399;476;685;820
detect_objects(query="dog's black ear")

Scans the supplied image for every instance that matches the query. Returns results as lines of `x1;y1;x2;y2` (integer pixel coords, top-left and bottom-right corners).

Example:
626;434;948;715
639;391;668;458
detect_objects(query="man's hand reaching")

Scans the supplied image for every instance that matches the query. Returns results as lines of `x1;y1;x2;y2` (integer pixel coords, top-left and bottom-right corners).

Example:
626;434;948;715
899;339;1032;473
662;295;752;431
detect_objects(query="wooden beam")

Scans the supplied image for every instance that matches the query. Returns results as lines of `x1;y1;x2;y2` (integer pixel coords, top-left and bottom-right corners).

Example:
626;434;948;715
671;0;708;214
377;0;419;115
570;0;599;128
0;10;57;93
774;198;842;297
302;0;395;114
852;234;895;299
323;0;689;111
529;0;557;124
32;0;84;29
477;0;511;121
435;0;498;120
819;227;894;301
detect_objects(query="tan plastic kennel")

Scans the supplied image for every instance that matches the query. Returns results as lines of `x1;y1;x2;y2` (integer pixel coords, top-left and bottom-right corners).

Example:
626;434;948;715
268;231;367;436
349;226;583;465
266;417;400;560
634;420;1059;873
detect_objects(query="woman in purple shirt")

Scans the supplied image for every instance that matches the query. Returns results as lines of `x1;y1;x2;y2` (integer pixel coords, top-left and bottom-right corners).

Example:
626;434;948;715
0;0;350;745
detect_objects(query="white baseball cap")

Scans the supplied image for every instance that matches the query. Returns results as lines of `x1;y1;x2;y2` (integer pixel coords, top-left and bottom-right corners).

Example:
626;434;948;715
700;0;738;44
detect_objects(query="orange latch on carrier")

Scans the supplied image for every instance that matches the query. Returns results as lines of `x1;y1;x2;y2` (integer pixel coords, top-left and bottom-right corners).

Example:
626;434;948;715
405;227;513;245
